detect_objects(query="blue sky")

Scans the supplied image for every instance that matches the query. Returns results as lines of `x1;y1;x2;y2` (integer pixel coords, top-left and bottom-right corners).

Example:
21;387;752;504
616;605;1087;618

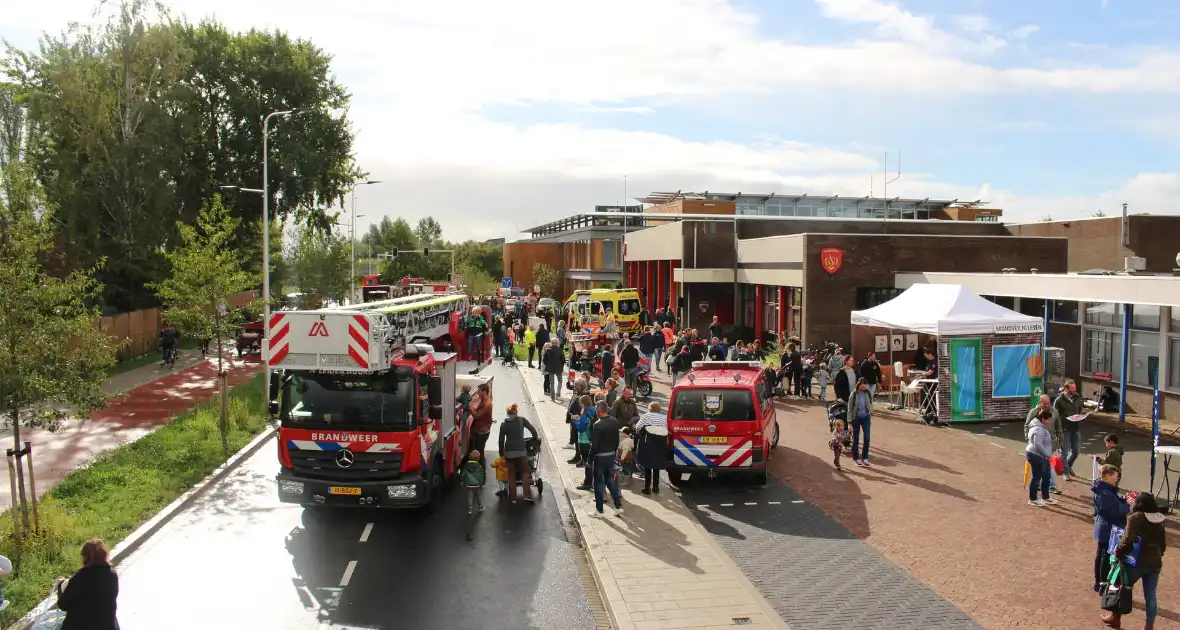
4;0;1180;238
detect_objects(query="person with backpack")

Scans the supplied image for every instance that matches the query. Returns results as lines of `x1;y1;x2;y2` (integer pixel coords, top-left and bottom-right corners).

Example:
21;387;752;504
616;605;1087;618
460;450;486;517
1105;493;1168;629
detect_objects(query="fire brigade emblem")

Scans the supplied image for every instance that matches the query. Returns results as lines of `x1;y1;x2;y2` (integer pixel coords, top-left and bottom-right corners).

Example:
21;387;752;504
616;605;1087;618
820;247;844;275
704;394;722;417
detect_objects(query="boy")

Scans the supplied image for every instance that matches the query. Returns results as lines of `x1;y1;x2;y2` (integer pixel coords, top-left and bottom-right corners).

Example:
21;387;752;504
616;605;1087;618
460;450;486;517
815;364;830;402
1097;433;1124;485
491;455;510;497
458;384;472;427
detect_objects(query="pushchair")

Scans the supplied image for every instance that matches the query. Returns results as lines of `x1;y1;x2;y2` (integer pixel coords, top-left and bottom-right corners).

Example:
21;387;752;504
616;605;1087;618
509;436;545;498
827;401;851;450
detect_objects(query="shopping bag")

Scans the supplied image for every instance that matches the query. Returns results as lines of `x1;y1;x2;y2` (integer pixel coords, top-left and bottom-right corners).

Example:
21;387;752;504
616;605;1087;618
28;583;67;630
1108;525;1141;567
1100;562;1134;615
1050;455;1064;475
1092;455;1101;481
1022;460;1031;488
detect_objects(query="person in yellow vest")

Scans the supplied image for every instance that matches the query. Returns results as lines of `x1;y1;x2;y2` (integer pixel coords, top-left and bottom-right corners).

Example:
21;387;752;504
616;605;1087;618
524;325;538;368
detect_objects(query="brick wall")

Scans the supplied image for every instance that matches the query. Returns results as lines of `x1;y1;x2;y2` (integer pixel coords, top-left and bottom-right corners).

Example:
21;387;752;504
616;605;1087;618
936;331;1044;422
1007;215;1180;272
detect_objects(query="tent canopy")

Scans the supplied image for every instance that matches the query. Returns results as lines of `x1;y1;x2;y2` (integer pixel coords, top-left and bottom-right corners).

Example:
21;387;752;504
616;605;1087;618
850;284;1044;336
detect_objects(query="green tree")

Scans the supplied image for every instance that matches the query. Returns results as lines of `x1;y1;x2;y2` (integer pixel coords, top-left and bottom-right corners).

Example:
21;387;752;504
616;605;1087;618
456;262;499;296
454;240;503;280
286;222;351;303
0;162;115;532
414;217;443;248
151;195;257;455
532;263;561;298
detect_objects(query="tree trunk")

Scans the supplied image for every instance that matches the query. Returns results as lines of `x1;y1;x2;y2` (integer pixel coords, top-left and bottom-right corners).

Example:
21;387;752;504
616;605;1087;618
216;320;229;456
11;407;29;532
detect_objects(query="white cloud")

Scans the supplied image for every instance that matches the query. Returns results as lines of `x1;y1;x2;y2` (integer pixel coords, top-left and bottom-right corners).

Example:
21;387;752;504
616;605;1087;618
1011;24;1040;39
3;0;1180;241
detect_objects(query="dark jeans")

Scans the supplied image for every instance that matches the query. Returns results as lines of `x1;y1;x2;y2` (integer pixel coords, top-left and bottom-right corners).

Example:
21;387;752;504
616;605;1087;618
466;332;485;363
470;431;491;466
1128;565;1161;623
644;466;662;491
568;421;578;446
625;367;637;391
851;415;871;461
593;454;622;513
1063;430;1081;475
527;345;536;366
546;372;562;398
580;443;593;486
1026;452;1050;501
1094;541;1112;590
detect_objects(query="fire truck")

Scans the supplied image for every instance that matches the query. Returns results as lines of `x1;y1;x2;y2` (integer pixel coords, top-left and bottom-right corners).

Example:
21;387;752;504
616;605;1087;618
266;292;493;510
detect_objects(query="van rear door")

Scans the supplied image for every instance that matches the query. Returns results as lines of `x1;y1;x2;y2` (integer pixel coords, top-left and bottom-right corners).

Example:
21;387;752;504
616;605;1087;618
668;387;758;469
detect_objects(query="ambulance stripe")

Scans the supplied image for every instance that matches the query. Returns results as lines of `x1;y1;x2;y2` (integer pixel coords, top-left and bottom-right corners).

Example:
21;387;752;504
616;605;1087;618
676;440;715;467
717;439;748;464
288;440;321;450
719;441;753;467
270;322;291;346
348;346;369;369
352;314;369;332
348;325;369;352
269;344;289;366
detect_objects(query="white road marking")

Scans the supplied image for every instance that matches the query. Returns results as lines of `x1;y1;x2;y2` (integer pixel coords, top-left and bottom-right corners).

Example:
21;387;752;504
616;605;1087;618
720;503;734;507
360;522;374;543
744;502;757;506
990;442;1005;449
340;560;358;587
768;501;782;505
698;504;710;508
791;500;804;504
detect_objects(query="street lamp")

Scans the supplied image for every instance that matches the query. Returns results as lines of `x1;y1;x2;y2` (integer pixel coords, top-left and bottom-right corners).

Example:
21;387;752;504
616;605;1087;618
349;180;383;303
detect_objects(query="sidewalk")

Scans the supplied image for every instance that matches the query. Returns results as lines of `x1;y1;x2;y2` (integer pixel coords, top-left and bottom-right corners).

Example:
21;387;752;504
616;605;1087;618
0;352;262;508
517;366;789;630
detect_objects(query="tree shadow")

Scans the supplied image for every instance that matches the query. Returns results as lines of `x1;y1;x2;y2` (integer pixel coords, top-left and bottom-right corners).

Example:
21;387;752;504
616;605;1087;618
596;497;707;575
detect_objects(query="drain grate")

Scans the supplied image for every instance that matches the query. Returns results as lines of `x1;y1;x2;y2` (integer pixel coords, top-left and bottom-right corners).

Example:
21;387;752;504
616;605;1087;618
732;618;752;626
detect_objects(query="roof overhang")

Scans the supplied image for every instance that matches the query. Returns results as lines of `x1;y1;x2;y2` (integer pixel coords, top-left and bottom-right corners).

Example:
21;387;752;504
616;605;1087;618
895;272;1180;306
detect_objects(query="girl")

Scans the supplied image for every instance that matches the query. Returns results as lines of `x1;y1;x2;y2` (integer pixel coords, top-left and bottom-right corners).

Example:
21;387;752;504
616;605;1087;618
574;395;596;490
829;419;850;471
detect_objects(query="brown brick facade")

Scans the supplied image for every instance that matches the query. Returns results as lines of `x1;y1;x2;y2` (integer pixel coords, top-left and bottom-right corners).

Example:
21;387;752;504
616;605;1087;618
1007;215;1180;273
936;331;1044;422
803;234;1068;349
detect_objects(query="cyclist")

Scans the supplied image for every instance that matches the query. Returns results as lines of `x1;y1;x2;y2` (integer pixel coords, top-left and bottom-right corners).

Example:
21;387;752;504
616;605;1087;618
159;325;180;367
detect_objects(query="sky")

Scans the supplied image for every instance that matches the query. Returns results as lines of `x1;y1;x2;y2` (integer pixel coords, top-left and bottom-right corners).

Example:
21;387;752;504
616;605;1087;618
4;0;1180;242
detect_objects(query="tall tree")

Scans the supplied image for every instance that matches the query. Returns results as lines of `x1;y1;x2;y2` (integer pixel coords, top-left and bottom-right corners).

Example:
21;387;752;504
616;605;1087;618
532;263;561;298
414;217;443;248
0;161;115;532
151;195;257;455
285;222;351;303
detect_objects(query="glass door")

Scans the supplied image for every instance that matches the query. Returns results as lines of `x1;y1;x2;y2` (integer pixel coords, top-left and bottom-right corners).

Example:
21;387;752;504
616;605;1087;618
949;338;983;422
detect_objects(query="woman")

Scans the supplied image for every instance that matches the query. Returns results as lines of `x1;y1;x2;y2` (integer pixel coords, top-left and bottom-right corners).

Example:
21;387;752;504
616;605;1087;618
556;320;568;349
57;539;120;630
635;402;669;494
1105;493;1167;628
1025;410;1056;507
468;383;494;464
1092;464;1129;593
849;378;873;467
497;403;538;504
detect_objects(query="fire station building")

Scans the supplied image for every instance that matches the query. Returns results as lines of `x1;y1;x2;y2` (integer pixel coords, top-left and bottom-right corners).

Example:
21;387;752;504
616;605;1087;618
621;191;1067;347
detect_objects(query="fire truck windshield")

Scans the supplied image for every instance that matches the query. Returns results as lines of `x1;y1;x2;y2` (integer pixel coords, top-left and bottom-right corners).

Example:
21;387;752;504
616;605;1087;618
280;367;415;430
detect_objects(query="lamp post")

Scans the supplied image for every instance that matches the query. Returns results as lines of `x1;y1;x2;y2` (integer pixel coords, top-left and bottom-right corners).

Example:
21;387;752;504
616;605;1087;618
349;180;383;303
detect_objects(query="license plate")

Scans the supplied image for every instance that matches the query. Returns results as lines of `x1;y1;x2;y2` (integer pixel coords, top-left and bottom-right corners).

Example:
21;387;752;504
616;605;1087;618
699;436;728;444
329;486;361;496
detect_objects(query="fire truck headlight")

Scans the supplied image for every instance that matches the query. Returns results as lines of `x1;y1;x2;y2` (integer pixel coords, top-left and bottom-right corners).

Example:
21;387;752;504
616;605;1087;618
279;480;305;495
387;484;417;499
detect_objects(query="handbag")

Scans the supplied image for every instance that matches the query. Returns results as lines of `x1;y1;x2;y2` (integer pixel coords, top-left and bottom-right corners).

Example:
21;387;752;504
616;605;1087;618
1100;561;1134;615
1050;455;1064;475
1107;525;1142;567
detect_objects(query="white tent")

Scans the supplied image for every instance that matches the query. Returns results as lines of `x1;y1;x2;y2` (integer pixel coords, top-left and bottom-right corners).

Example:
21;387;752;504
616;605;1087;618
849;284;1044;336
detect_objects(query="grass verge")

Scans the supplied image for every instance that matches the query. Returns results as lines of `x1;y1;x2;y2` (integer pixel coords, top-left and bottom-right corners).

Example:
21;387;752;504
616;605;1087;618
0;373;268;626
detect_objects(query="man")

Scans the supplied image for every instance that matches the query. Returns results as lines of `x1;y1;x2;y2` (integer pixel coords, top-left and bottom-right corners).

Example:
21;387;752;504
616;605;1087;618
653;325;667;373
639;306;651;328
620;340;641;391
542;339;566;402
1054;379;1085;479
919;348;939;425
463;307;488;364
589;401;624;517
859;352;882;399
707;338;726;361
598;346;615;389
491;316;506;359
158;325;179;365
1026;394;1062;494
612;387;640;426
707;316;724;350
653;307;666;328
687;331;707;363
638;327;659;368
566;379;587;463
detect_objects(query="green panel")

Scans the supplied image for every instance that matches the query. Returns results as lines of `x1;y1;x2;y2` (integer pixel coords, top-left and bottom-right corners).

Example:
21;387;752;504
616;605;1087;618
949;338;984;422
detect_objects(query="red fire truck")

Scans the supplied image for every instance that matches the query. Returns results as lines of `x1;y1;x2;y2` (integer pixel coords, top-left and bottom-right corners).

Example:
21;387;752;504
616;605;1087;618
266;292;492;510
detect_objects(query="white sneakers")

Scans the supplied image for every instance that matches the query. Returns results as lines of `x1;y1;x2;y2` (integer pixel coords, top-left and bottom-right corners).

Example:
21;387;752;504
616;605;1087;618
1029;499;1046;507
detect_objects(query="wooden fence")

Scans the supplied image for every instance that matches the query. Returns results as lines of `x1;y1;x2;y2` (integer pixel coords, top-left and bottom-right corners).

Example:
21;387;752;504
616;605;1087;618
102;290;259;361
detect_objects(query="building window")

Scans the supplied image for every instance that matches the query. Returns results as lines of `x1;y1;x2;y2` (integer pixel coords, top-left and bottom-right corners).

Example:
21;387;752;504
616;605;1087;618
1132;304;1161;331
1084;329;1122;379
1018;299;1045;319
984;295;1016;310
1051;300;1078;323
856;287;903;310
1127;330;1160;387
602;240;620;269
975;215;999;223
1170;337;1180;389
1085;302;1122;328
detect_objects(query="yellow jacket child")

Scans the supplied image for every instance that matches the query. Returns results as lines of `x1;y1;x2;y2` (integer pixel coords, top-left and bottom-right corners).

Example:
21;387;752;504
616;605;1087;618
491;456;509;482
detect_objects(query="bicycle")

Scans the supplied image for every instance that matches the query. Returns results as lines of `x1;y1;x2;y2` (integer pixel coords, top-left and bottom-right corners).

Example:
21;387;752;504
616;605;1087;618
163;346;178;369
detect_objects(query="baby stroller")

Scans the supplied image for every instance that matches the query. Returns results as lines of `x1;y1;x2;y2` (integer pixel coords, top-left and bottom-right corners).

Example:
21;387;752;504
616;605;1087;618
827;401;851;450
510;436;545;497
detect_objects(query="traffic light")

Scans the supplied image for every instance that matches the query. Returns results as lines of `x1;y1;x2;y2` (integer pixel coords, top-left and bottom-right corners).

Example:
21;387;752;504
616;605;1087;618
390;247;398;257
423;247;430;256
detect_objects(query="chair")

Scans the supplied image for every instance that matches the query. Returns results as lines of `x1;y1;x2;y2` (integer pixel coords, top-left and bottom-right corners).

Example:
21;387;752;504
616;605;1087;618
900;380;923;414
888;361;905;406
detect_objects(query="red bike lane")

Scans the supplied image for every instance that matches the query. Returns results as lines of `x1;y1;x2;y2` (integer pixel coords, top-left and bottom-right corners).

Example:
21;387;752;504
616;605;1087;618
0;355;263;507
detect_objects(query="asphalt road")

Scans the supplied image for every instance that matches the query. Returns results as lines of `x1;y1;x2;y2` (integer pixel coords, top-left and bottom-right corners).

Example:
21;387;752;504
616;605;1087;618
948;417;1177;495
114;363;596;630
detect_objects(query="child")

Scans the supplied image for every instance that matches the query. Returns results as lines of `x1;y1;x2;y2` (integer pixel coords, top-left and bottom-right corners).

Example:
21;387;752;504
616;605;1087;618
618;427;636;476
458;384;472;426
800;361;815;399
490;455;510;498
575;396;595;489
1097;433;1124;485
815;364;830;402
829;419;850;471
460;451;486;517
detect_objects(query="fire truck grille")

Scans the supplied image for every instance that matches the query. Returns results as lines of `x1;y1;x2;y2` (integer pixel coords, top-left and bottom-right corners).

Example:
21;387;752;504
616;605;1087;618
289;450;405;481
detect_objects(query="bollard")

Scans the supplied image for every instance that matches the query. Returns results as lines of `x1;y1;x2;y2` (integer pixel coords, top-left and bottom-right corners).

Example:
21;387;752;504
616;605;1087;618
25;441;39;533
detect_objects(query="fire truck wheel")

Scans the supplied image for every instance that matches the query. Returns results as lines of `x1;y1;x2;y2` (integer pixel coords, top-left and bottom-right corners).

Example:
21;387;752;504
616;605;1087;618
752;470;768;486
423;463;444;514
771;422;780;450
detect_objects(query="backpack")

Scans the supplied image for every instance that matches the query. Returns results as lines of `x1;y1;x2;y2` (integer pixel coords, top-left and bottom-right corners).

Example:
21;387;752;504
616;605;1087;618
460;460;485;487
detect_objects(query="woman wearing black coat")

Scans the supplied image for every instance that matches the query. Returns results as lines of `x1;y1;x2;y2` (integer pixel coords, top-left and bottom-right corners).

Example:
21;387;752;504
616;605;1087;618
58;539;120;630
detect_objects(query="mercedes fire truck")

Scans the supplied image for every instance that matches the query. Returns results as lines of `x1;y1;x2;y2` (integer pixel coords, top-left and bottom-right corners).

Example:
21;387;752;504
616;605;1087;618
266;292;492;510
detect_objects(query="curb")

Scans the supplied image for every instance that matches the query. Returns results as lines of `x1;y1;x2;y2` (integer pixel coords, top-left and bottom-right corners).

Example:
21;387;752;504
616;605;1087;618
516;367;622;630
8;423;278;630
